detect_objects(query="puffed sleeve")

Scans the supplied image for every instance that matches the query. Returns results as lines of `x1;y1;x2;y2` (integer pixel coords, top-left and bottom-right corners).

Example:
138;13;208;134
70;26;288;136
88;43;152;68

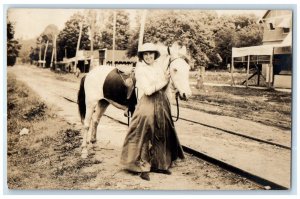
135;64;168;96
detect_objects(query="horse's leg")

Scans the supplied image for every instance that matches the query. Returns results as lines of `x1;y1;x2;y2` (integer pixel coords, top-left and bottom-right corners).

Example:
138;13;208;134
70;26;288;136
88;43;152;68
81;101;97;158
90;99;110;144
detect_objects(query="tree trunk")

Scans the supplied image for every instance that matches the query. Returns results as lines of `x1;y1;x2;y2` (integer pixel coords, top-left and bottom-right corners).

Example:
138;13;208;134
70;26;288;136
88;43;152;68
74;22;83;73
43;40;49;68
196;66;205;89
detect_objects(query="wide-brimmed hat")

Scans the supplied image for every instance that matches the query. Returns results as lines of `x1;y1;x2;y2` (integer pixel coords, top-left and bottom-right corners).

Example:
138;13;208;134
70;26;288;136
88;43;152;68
137;43;160;60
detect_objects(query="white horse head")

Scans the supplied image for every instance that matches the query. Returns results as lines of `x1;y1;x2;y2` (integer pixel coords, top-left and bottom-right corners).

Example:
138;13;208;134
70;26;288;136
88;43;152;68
157;42;192;100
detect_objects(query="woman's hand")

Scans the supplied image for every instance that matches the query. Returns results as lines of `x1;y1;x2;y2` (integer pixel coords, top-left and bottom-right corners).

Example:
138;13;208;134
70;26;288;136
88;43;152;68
163;70;171;87
164;70;171;80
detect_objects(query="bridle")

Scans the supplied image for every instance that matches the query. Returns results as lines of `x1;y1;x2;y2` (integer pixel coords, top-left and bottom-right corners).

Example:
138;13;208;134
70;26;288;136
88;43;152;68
166;48;182;122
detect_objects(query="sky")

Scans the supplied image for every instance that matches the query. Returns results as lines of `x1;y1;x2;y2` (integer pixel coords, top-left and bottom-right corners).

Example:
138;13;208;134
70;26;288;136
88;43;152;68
8;9;78;39
7;8;266;40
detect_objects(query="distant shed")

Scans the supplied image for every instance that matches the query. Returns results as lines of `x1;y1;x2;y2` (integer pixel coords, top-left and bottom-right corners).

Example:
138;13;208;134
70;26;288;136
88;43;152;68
99;49;137;66
232;10;292;88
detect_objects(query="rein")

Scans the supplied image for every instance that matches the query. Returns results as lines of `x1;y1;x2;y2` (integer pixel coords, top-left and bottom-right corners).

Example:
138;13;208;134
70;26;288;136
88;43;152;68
167;55;181;122
173;92;180;122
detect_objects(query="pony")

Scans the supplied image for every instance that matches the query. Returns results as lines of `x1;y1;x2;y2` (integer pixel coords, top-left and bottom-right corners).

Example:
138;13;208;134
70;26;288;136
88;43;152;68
77;43;192;158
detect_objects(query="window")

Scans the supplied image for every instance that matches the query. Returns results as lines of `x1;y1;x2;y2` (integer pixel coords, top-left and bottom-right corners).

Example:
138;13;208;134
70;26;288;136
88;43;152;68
283;27;290;33
269;22;275;30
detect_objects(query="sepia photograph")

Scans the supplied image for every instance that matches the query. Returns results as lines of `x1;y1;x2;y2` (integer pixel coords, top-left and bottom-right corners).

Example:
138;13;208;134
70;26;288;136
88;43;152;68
5;6;293;191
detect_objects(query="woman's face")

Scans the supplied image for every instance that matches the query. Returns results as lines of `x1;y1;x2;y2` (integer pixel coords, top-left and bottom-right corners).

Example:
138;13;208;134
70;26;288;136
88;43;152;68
143;51;155;65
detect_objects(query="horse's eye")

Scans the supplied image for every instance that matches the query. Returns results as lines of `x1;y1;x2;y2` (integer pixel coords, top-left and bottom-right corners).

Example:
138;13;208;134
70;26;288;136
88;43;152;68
173;68;178;72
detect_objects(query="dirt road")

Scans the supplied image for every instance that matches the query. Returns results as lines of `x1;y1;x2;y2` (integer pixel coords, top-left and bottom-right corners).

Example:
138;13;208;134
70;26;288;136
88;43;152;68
7;64;266;190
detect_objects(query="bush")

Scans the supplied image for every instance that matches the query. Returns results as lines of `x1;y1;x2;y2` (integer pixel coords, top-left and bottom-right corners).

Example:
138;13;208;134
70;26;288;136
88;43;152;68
7;56;16;66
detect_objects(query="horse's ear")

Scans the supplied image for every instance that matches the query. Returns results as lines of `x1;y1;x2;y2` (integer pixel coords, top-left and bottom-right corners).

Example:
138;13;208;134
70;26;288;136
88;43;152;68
170;42;187;57
171;42;179;48
170;42;180;57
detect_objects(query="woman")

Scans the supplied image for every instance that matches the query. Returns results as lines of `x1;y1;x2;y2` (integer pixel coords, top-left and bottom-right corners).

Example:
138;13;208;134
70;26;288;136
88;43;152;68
120;43;185;181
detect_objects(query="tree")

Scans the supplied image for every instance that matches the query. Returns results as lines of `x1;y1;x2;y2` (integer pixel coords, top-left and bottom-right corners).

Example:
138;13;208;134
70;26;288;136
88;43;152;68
235;23;263;48
126;28;139;58
213;20;237;68
29;46;39;64
134;10;217;69
212;14;263;68
56;13;90;60
35;24;59;67
41;24;59;42
18;38;36;64
7;21;21;66
124;11;263;70
99;10;131;50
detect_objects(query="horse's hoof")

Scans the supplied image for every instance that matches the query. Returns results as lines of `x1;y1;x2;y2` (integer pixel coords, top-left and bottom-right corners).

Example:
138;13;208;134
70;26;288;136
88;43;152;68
91;139;97;144
140;172;150;181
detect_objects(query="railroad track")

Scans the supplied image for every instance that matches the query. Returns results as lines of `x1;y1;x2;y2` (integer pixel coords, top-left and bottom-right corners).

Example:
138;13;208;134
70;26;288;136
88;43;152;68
61;95;289;190
175;116;290;150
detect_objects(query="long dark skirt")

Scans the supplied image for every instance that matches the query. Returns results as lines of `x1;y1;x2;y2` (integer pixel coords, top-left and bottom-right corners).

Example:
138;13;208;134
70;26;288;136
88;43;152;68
120;90;184;172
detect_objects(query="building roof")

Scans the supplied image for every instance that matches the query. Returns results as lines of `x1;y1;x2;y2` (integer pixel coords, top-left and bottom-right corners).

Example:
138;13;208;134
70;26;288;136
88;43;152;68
258;10;270;23
258;10;292;24
232;41;291;58
261;10;271;19
235;10;292;58
77;50;99;60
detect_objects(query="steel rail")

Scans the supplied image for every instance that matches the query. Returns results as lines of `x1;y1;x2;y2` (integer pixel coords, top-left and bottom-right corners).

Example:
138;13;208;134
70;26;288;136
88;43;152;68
173;116;290;150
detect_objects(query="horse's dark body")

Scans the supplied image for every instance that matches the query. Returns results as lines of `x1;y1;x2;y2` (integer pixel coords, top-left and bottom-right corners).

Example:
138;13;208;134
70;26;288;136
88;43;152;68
103;68;137;115
78;75;86;122
78;68;137;123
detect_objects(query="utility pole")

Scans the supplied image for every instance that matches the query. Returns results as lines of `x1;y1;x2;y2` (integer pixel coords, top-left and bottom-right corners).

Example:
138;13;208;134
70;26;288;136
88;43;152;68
54;36;57;66
38;36;42;67
246;55;250;87
89;10;96;70
112;11;117;66
138;10;147;51
43;40;49;68
50;35;57;70
39;45;42;67
74;22;83;73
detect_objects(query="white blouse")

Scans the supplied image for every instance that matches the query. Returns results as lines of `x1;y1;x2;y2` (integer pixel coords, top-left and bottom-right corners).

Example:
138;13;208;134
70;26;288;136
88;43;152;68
135;61;168;99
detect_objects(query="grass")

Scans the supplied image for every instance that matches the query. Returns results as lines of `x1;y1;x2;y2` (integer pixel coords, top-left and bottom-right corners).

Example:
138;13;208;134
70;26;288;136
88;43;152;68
181;69;291;130
189;69;270;86
7;73;100;189
178;85;291;130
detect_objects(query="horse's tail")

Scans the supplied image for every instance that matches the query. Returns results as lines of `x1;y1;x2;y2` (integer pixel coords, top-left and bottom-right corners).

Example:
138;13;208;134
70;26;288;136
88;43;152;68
78;75;86;123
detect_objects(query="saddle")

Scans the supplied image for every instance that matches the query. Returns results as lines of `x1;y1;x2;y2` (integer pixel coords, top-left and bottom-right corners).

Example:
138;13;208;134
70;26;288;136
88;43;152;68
103;68;137;116
116;65;134;75
116;65;136;99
